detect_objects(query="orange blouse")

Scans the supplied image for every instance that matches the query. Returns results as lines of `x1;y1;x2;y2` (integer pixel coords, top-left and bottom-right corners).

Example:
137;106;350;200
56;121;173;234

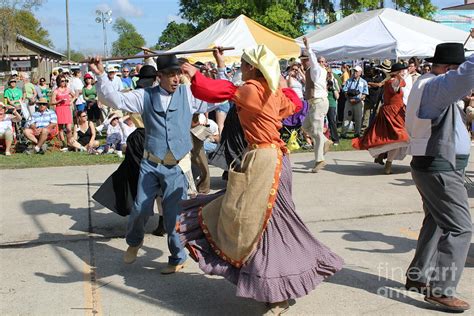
191;72;301;149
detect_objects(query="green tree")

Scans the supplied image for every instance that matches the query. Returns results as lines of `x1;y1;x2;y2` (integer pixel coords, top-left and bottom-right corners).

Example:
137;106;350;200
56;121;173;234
256;3;301;38
177;0;306;37
0;0;47;54
14;10;53;47
111;17;145;56
154;21;197;50
395;0;437;20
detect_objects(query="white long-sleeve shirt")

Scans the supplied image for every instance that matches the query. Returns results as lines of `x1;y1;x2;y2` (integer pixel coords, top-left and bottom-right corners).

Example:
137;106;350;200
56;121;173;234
307;48;328;98
96;72;202;114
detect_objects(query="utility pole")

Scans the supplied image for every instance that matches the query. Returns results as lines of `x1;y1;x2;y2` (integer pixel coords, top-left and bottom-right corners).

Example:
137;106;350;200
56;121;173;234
66;0;70;61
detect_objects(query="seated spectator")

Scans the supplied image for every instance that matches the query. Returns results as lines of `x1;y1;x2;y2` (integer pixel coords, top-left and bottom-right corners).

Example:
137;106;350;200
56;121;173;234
70;110;100;152
98;112;123;157
4;77;23;110
23;98;58;154
118;114;136;152
0;102;21;155
203;118;220;154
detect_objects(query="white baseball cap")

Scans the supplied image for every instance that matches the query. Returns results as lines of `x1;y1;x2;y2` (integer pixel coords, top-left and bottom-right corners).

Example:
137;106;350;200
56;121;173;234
11;70;18;75
353;65;363;72
106;65;117;73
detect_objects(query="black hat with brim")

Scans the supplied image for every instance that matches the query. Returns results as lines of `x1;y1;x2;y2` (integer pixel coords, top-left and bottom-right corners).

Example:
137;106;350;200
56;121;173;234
157;54;181;72
425;42;466;65
136;77;155;89
136;65;157;89
390;62;408;73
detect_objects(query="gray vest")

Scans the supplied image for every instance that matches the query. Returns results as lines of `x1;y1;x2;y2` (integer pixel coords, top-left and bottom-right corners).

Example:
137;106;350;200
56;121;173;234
426;103;462;168
142;85;192;160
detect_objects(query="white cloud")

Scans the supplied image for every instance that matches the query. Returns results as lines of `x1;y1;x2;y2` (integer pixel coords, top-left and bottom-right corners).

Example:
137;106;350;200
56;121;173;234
115;0;143;17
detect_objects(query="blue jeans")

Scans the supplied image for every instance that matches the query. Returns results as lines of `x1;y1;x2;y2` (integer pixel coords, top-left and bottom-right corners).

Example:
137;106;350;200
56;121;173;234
126;158;188;265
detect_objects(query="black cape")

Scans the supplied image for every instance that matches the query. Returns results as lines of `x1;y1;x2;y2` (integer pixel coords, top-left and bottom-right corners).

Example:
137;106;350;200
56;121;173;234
92;128;144;216
208;104;247;170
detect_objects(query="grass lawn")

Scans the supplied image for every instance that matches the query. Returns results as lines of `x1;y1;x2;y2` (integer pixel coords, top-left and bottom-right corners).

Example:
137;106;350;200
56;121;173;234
0;137;356;169
0;151;122;169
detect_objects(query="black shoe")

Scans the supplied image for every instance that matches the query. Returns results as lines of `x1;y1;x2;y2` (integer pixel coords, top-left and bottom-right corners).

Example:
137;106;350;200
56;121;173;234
152;216;166;237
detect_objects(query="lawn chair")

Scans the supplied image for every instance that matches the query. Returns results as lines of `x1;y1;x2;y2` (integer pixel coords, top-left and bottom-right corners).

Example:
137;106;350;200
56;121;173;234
281;100;309;147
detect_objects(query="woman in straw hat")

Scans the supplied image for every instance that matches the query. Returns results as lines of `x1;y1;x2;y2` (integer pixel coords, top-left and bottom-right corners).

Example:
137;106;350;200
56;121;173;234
179;46;343;314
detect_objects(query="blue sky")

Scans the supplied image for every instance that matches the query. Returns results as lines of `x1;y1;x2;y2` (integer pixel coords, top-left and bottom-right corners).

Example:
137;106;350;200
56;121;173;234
35;0;464;54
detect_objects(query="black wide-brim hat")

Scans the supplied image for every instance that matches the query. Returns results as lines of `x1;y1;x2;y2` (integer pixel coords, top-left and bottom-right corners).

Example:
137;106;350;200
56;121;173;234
425;43;466;65
390;62;408;73
156;54;181;72
136;65;157;89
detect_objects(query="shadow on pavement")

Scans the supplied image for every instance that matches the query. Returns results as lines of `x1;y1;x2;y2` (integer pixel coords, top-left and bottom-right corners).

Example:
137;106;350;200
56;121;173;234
322;229;416;254
326;268;435;310
293;159;411;176
21;199;128;239
19;199;264;315
390;178;415;186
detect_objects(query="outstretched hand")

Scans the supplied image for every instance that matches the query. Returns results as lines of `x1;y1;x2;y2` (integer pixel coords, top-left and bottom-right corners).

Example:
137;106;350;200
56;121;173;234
181;62;197;78
88;56;105;76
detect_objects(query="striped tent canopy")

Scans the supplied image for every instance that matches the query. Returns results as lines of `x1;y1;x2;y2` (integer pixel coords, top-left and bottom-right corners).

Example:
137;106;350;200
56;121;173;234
168;15;301;63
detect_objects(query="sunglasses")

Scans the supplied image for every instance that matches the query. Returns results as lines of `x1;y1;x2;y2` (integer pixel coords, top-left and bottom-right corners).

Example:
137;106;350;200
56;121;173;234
60;80;69;83
123;71;129;73
80;115;87;118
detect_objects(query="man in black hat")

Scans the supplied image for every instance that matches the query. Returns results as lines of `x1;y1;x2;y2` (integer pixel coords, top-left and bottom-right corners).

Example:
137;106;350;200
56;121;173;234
404;39;474;312
89;54;202;274
135;65;157;89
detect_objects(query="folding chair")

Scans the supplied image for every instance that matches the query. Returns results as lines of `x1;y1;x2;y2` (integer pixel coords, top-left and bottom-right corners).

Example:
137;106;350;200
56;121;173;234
280;100;309;146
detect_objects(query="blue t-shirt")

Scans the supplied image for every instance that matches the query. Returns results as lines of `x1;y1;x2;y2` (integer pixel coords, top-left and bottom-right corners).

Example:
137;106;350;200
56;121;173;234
121;77;133;89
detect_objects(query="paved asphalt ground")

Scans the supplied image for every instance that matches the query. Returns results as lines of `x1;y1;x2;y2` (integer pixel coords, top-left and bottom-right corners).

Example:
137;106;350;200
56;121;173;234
1;149;473;315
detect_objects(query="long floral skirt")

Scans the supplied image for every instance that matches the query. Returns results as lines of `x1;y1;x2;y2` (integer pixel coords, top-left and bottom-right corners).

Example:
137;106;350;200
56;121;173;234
178;155;344;303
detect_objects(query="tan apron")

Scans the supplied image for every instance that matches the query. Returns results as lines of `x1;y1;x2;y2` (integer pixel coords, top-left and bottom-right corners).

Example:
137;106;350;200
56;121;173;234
199;144;283;267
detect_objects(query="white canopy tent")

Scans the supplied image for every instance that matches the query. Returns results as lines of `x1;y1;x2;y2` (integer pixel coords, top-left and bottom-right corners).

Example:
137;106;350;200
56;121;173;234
298;8;473;60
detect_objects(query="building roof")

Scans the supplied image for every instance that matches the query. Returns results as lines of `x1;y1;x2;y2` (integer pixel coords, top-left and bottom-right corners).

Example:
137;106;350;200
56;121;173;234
442;3;474;10
16;34;65;58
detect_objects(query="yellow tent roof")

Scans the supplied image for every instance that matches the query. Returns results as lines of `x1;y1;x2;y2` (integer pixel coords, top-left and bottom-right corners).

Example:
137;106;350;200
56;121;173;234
168;15;300;63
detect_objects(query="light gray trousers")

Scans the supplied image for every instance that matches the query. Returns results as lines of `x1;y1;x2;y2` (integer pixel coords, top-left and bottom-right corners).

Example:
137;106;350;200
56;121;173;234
302;97;329;162
407;168;472;296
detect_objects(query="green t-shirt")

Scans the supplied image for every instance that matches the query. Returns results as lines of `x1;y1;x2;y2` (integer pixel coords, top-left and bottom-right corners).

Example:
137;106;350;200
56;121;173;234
83;86;97;101
328;90;338;108
4;87;22;106
24;82;35;99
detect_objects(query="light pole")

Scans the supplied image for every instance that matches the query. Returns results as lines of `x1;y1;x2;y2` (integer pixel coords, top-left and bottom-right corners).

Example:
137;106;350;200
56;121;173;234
95;10;113;57
66;0;70;61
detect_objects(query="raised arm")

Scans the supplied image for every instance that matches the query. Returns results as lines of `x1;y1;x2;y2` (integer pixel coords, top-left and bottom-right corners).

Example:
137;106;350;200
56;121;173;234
303;36;322;83
89;57;145;114
182;62;238;104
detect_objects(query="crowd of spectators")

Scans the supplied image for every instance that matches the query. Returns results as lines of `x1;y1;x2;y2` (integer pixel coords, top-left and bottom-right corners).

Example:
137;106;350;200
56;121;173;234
1;54;472;159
